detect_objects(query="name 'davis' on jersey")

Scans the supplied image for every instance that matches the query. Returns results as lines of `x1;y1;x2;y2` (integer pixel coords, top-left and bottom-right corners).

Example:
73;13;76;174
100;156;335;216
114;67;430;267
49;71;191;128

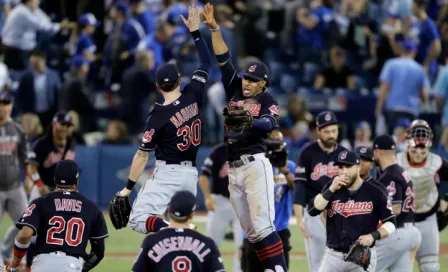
148;235;212;263
311;162;339;181
328;200;374;218
54;198;82;213
170;102;199;128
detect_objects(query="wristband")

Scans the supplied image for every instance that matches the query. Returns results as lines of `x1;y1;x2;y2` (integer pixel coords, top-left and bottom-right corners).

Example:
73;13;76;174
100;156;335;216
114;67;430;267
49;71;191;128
370;230;381;240
126;179;136;190
322;189;334;201
210;26;220;32
13;238;30;259
216;51;230;64
190;29;201;39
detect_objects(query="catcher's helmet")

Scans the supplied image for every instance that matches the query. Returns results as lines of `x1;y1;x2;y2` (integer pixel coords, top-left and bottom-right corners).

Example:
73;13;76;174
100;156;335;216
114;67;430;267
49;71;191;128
406;119;433;148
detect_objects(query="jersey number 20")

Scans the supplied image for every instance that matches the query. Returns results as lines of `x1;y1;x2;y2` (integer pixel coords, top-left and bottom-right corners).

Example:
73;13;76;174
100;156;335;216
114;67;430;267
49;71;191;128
177;119;201;151
172;256;192;272
46;216;85;247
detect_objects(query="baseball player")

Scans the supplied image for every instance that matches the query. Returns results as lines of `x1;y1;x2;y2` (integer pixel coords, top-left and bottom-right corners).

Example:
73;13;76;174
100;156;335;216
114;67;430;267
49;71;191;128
293;111;346;272
308;150;397;272
372;135;421;272
240;130;294;271
109;5;211;234
354;147;376;183
2;160;108;272
199;142;242;272
132;190;225;272
203;3;287;270
0;92;30;266
396;120;448;272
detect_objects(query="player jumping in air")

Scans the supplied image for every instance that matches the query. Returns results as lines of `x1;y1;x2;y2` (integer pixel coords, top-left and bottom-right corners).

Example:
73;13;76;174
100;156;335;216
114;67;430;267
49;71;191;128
109;5;211;234
203;3;287;271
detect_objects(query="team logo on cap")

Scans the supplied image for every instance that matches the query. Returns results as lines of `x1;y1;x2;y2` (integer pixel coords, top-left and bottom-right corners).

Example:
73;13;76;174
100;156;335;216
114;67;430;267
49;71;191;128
360;147;367;153
248;65;257;72
142;129;155;143
340;151;348;160
325;113;332;121
23;204;36;218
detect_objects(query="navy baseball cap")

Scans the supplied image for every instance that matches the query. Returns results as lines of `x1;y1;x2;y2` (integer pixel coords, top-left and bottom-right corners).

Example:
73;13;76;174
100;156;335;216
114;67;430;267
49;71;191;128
169;190;196;219
355;146;374;161
156;63;180;85
78;13;99;26
242;62;269;84
54;160;81;186
53;111;73;126
0;91;13;103
373;134;396;150
333;150;360;166
316;111;338;129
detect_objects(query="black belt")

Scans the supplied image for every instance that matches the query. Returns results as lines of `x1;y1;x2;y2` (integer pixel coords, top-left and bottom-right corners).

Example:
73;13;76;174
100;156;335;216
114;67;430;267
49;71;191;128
331;247;350;254
229;155;255;168
165;160;196;167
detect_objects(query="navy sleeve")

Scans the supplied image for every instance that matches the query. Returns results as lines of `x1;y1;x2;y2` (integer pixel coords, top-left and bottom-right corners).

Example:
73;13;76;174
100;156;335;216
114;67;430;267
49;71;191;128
16;198;42;235
437;158;448;199
201;147;220;177
205;238;225;272
90;208;109;240
258;95;279;128
219;60;242;101
375;187;395;223
307;182;331;216
139;114;157;152
293;148;309;205
132;246;151;272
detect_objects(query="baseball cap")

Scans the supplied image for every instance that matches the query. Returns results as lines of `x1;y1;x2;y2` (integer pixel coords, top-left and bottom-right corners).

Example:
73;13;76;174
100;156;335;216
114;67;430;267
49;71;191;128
72;55;90;69
316;111;338;129
54;160;81;186
78;13;99;27
333;150;360;166
400;40;417;52
53;111;73;126
156;63;180;85
242;62;269;84
168;190;196;219
355;146;374;161
373;134;396;150
114;1;130;15
0;91;13;104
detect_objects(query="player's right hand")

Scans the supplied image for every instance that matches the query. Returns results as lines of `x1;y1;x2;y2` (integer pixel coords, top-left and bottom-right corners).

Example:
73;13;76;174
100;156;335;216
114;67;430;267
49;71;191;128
203;3;218;29
329;175;349;192
205;196;216;211
299;222;312;238
180;4;201;32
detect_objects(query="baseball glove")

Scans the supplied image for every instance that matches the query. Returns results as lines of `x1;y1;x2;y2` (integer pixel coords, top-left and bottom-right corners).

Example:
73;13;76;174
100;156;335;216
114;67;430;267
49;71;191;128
223;105;253;131
268;149;288;168
437;211;448;232
109;192;132;230
343;243;371;271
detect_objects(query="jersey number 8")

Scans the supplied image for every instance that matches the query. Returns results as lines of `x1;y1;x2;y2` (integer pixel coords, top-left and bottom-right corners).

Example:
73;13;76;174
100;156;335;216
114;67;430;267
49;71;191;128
172;256;192;272
177;119;201;151
46;216;85;247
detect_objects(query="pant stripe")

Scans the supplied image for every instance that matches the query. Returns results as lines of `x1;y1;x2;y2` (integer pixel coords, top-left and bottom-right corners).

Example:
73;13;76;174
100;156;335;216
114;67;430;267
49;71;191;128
261;160;273;230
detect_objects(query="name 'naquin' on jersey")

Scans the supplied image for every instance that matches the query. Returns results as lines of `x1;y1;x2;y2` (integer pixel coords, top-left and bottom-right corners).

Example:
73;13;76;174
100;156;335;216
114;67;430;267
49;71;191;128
169;103;199;128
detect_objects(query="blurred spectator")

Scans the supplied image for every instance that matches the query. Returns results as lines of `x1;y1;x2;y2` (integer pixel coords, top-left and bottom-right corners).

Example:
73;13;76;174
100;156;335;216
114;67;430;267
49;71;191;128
426;0;448;24
131;0;155;35
104;1;146;86
279;93;313;139
313;46;355;90
1;0;72;70
375;40;429;134
288;120;318;149
67;110;85;144
59;55;95;134
19;112;42;143
411;0;441;78
438;16;448;65
392;118;411;152
374;14;401;75
434;55;448;150
100;120;131;145
139;21;176;68
0;0;11;32
72;13;100;61
119;49;156;135
0;49;10;91
340;121;372;150
16;50;62;127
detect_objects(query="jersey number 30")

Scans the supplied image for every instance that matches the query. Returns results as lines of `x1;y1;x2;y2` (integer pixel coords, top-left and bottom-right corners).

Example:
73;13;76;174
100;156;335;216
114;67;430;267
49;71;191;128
177;119;201;151
172;256;192;272
46;216;85;247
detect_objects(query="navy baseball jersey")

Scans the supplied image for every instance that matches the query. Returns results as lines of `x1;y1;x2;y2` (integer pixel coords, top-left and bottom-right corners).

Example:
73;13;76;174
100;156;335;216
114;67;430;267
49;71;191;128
139;69;208;162
219;60;279;161
28;135;75;188
201;143;229;198
16;190;108;258
378;164;414;226
294;142;347;206
132;228;225;272
308;181;395;249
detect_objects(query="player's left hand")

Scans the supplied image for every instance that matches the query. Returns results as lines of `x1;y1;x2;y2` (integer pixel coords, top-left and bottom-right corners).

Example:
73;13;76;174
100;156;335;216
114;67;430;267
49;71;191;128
440;200;448;212
119;188;132;197
357;234;374;247
180;4;201;32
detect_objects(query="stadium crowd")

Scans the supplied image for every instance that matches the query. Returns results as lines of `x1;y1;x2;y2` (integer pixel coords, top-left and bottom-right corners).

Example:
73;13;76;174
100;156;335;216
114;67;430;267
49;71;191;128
0;0;447;151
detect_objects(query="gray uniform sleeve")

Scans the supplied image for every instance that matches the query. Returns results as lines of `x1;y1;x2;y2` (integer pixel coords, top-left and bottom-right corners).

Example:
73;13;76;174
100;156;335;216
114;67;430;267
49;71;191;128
17;125;29;166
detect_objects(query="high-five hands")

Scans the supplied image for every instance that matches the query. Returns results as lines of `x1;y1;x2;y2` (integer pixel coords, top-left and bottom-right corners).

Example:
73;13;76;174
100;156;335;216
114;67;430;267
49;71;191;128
203;3;218;29
180;4;201;32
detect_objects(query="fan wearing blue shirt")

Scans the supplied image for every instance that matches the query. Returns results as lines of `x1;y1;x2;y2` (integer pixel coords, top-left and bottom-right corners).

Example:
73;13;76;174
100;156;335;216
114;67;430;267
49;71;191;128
131;0;155;35
75;13;99;61
240;131;294;272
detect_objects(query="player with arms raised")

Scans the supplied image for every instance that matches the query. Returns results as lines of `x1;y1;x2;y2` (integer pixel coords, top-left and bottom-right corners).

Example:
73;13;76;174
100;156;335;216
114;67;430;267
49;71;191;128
396;120;448;272
109;5;211;234
203;3;287;271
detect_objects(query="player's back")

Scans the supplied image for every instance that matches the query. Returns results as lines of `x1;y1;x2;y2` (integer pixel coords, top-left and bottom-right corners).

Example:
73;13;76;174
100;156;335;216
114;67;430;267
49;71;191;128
30;190;107;258
132;228;224;272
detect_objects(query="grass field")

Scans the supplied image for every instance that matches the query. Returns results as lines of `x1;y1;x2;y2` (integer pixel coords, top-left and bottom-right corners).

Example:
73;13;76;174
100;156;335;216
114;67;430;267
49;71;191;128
2;214;448;271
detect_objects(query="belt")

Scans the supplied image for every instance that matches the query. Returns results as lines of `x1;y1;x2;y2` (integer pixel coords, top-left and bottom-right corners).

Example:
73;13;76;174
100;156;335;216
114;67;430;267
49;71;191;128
331;248;350;254
398;222;414;229
229;155;255;168
164;160;196;167
44;251;83;260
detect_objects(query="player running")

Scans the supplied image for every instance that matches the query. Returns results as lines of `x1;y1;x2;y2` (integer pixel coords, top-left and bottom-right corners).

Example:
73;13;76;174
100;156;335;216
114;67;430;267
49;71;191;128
2;160;108;272
109;5;211;234
308;150;397;272
203;3;287;270
396;120;448;272
293;111;346;272
240;130;294;271
132;190;225;272
199;142;242;272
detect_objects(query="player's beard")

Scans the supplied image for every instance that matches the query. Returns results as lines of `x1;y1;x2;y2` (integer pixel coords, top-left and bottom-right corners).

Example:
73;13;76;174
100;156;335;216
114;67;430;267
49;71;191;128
320;137;337;148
